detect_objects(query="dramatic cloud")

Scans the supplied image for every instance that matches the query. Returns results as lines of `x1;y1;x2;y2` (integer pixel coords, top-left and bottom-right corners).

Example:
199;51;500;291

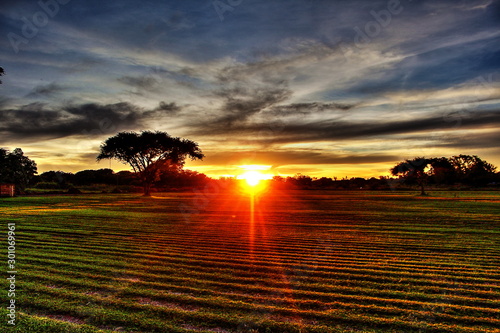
199;150;401;167
0;102;143;141
433;130;500;149
269;102;358;116
210;87;292;127
1;0;499;175
188;107;500;145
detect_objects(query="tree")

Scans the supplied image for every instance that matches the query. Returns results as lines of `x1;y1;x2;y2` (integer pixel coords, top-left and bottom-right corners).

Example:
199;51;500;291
390;157;431;195
38;170;75;188
97;131;204;196
428;157;456;185
313;177;334;188
156;168;210;189
291;173;313;189
0;148;38;193
74;169;115;185
450;155;497;185
0;67;4;84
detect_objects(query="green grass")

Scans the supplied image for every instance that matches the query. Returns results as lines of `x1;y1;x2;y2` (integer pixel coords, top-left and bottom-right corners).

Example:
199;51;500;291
1;190;499;332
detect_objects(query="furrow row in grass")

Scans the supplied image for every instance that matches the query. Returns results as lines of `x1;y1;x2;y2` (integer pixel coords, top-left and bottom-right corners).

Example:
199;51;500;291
20;263;500;317
21;250;500;298
18;286;500;333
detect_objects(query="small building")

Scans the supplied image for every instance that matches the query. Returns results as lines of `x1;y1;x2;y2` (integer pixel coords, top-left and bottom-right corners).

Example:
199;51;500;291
0;184;15;197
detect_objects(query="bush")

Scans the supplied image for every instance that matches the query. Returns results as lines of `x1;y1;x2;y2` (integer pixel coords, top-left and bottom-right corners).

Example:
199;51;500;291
110;185;140;193
67;186;82;194
34;182;65;189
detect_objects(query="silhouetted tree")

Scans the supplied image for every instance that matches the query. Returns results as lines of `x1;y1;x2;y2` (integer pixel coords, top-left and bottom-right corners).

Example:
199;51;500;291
450;155;497;185
391;157;431;195
156;168;209;188
0;148;37;193
115;171;139;186
293;173;313;189
74;169;115;185
0;67;4;84
38;171;74;188
429;157;456;185
313;177;334;188
97;131;204;196
350;177;367;189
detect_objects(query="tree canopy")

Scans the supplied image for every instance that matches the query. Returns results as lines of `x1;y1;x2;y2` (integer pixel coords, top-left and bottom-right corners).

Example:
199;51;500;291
450;155;497;185
0;148;38;193
390;157;431;195
0;67;5;84
390;155;497;194
97;131;204;196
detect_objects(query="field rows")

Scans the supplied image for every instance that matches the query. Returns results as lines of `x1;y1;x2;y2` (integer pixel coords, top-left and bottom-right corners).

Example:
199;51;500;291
1;191;500;332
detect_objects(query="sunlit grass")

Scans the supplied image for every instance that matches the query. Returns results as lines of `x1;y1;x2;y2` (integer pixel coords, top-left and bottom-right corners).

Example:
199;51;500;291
0;191;499;332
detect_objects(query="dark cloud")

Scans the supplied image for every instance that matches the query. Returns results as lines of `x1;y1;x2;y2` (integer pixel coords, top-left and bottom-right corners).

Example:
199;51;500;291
155;101;181;113
209;87;292;127
118;67;202;93
143;101;182;118
117;75;159;92
26;83;66;98
63;58;106;74
201;150;400;166
434;131;500;149
0;102;143;141
0;101;189;142
269;102;358;116
190;108;500;145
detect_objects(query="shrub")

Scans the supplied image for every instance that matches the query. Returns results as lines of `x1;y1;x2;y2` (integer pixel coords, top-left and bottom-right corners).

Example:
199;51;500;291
34;182;65;189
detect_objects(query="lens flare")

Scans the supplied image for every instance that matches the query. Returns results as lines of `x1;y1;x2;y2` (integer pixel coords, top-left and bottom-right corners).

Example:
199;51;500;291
236;166;273;193
241;171;262;187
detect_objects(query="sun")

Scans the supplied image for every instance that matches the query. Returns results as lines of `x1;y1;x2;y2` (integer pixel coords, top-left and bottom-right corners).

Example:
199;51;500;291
236;166;273;190
240;171;263;187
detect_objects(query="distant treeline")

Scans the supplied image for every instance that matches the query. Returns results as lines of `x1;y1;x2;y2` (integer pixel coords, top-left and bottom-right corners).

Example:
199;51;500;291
31;168;211;193
273;155;499;190
28;154;499;193
2;146;498;194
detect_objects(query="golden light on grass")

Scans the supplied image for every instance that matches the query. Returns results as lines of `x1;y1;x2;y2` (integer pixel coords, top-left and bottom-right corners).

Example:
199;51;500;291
235;166;272;260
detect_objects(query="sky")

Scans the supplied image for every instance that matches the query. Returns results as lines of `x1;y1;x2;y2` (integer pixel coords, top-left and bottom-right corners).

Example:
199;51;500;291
1;0;499;178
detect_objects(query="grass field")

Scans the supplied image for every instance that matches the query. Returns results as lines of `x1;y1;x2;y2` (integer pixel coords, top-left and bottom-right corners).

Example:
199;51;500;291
1;190;499;332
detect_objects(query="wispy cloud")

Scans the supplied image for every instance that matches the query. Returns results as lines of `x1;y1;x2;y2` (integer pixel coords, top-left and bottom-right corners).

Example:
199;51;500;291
1;0;499;174
26;82;66;98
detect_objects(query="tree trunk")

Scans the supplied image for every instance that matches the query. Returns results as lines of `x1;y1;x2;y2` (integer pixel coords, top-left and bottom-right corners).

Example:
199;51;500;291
416;170;427;196
143;183;151;197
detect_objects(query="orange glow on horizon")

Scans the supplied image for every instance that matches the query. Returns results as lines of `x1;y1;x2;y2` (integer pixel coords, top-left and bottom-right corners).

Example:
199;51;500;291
239;171;265;187
237;167;273;193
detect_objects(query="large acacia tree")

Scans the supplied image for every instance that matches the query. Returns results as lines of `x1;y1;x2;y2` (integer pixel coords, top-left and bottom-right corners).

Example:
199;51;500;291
390;157;431;195
97;131;204;196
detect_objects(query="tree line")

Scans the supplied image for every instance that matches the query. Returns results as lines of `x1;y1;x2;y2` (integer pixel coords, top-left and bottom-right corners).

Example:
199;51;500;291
1;130;499;195
390;156;498;195
270;155;498;192
31;168;210;194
